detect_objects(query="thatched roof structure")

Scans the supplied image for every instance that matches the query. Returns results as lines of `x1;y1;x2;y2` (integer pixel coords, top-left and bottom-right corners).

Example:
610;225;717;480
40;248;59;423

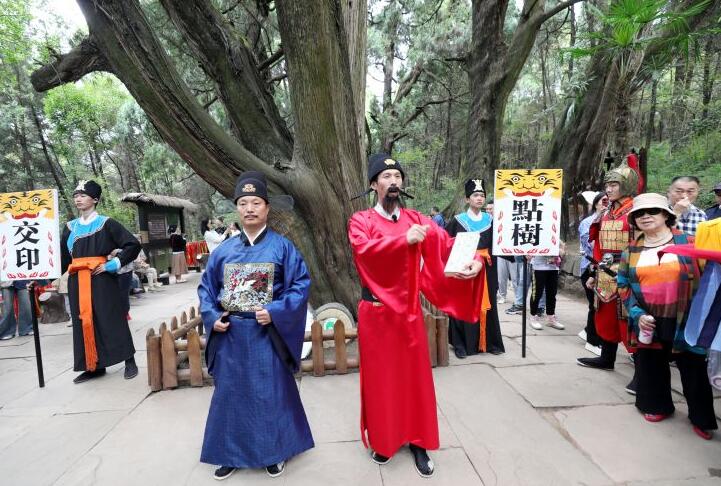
121;193;199;212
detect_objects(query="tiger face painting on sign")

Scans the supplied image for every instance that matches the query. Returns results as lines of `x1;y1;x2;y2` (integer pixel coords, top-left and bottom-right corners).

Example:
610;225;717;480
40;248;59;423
493;169;563;256
0;189;61;281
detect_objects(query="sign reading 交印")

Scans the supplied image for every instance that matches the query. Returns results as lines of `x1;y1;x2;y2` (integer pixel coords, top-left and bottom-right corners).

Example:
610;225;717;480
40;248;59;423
492;169;563;256
0;189;61;281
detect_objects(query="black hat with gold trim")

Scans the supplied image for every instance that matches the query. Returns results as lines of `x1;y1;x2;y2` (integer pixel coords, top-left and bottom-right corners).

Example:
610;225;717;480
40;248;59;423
73;179;102;200
233;171;268;204
368;153;405;184
464;178;486;198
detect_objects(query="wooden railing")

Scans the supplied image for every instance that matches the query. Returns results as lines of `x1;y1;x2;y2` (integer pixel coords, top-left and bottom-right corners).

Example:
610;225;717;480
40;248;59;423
146;306;209;391
146;298;449;391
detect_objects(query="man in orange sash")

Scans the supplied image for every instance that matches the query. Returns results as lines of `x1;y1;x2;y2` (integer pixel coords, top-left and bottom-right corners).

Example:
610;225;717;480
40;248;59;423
61;180;141;384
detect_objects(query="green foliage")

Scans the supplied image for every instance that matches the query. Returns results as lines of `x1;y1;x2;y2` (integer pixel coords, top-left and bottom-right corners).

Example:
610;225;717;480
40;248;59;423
0;0;32;65
647;131;721;209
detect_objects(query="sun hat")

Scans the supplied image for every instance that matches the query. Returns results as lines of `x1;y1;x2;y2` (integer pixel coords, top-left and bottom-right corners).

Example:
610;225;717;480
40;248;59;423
628;193;674;219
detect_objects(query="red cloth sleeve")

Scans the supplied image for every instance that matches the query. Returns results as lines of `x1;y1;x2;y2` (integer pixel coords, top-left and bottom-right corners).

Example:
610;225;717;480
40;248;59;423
660;244;721;263
348;212;419;316
417;215;484;323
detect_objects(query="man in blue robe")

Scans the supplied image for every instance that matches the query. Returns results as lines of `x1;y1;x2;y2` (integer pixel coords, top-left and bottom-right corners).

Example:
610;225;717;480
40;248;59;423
198;171;313;481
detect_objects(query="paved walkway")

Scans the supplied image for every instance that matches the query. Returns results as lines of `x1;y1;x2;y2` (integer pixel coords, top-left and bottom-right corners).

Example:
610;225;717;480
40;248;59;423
1;272;720;485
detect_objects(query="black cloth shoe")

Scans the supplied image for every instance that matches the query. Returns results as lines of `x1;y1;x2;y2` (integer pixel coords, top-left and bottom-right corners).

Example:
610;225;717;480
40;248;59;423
576;357;614;370
73;368;106;384
487;347;504;355
124;358;138;380
213;466;236;480
371;451;391;465
409;444;434;478
453;347;467;359
265;461;285;477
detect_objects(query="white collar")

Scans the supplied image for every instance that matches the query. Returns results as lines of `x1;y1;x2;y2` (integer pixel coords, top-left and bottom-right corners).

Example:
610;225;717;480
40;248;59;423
243;225;267;246
78;211;98;225
374;203;401;221
465;208;484;221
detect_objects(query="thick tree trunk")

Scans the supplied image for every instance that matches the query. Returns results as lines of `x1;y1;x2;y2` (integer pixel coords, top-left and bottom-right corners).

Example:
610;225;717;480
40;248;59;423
463;0;584;213
31;0;366;310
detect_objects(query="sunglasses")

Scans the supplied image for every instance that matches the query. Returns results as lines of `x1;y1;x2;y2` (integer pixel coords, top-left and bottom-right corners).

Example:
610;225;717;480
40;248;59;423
633;208;664;217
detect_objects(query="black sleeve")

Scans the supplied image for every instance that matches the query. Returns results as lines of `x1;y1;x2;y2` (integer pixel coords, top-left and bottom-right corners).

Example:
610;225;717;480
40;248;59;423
444;217;459;237
107;219;141;267
60;225;71;273
478;226;493;250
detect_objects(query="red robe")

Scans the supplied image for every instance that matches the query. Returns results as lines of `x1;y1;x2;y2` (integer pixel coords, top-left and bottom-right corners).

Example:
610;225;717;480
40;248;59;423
589;197;634;344
348;208;484;457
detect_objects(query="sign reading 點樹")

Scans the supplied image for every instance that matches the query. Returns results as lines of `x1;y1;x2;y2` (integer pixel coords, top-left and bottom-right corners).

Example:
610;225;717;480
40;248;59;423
0;189;62;281
492;169;563;256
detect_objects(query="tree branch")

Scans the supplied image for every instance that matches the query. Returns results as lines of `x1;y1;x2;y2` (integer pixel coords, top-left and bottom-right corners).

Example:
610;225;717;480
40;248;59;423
537;0;585;27
392;62;424;105
30;36;112;91
258;46;284;71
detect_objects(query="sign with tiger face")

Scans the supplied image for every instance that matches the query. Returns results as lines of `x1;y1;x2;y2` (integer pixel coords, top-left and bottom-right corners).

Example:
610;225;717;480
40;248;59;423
0;189;61;280
492;169;563;256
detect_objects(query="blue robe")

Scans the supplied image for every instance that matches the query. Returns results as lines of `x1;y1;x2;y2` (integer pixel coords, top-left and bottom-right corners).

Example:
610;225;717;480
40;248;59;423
198;229;314;468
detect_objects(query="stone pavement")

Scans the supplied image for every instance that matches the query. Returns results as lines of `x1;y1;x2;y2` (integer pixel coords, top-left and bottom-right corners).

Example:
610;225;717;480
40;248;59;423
1;272;720;485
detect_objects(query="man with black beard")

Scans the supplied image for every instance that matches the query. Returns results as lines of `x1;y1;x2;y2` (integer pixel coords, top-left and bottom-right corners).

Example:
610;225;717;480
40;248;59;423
348;154;486;477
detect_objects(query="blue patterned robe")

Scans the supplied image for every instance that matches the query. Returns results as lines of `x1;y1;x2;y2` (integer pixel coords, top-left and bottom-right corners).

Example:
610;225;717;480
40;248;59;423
198;229;314;468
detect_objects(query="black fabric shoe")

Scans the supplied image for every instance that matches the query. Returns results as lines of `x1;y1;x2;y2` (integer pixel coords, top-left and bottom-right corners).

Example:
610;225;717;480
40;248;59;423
409;444;434;478
265;461;285;477
505;305;523;315
124;358;138;380
576;357;614;371
487;347;504;355
73;368;107;384
454;347;467;359
371;451;391;465
213;466;236;480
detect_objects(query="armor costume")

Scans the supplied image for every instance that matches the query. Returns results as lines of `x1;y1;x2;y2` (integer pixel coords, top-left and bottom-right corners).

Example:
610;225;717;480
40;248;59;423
578;161;638;370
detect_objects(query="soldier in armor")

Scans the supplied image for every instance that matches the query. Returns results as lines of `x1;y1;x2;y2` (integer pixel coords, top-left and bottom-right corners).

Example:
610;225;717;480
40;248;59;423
577;162;638;389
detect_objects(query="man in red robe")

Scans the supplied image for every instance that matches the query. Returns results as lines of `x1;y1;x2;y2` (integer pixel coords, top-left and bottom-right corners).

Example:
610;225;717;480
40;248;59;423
577;161;639;392
348;153;486;478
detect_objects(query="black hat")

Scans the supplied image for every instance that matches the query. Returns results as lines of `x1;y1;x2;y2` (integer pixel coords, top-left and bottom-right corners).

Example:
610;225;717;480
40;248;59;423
465;178;486;198
368;153;405;184
73;180;102;200
233;171;268;204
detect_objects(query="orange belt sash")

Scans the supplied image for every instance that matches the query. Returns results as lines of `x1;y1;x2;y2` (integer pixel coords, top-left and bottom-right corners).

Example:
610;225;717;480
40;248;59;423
68;256;107;371
476;249;492;352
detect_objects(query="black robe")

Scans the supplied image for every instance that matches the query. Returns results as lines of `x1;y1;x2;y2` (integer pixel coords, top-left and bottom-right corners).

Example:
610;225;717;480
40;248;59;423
61;216;141;371
445;215;505;355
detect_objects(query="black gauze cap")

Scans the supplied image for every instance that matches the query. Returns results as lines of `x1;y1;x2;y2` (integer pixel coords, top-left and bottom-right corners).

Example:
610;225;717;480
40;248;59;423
233;171;268;204
465;178;486;198
73;180;102;200
368;153;405;184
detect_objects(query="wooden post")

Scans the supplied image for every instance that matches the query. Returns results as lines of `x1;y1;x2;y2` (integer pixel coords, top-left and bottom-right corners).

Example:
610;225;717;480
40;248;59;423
160;326;178;389
436;316;449;367
180;311;187;325
189;306;196;319
170;316;178;331
425;313;438;367
311;320;325;377
187;329;204;387
334;321;348;374
146;328;162;391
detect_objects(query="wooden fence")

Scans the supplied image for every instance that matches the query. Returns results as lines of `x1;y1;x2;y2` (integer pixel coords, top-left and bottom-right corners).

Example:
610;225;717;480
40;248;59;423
146;299;449;390
146;306;208;392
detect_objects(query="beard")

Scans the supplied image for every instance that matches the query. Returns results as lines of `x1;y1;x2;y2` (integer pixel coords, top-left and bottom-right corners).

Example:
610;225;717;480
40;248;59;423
381;186;405;214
